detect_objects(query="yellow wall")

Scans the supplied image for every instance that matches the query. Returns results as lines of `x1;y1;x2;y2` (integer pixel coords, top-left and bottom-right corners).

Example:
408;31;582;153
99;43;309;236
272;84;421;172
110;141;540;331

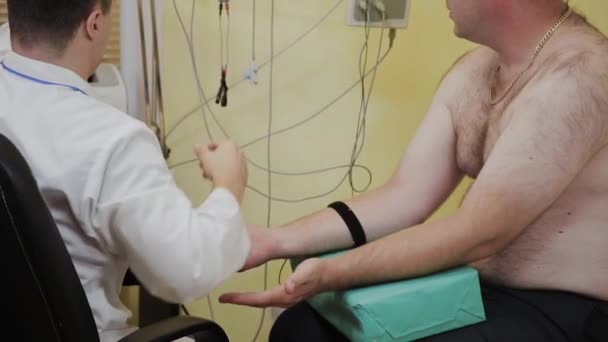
158;1;608;341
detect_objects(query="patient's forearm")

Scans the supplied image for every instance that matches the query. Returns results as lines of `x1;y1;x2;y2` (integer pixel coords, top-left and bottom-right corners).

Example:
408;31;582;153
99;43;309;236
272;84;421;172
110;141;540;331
322;212;493;291
275;179;431;258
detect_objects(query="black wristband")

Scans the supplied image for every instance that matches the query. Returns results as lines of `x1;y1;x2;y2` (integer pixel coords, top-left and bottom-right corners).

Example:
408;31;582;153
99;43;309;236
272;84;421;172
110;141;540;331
328;201;367;247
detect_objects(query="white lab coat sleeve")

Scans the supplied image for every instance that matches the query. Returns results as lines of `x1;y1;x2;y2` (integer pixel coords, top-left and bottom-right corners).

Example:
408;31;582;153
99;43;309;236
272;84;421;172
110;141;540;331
82;123;251;304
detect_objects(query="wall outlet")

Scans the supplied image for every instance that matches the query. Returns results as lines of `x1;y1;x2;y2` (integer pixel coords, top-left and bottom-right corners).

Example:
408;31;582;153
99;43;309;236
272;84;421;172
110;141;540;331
346;0;411;29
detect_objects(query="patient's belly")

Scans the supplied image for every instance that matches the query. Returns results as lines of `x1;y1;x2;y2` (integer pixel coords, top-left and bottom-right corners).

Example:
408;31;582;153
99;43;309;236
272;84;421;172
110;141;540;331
470;154;608;301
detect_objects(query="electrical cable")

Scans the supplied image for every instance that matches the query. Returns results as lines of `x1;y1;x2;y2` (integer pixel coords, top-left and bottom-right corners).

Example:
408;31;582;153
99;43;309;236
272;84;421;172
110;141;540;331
239;45;392;150
165;0;345;140
167;46;393;194
216;1;230;107
245;0;258;84
277;4;391;285
252;0;256;62
167;1;396;337
169;0;393;199
250;1;275;338
349;2;372;197
172;0;213;140
350;8;387;195
172;0;216;321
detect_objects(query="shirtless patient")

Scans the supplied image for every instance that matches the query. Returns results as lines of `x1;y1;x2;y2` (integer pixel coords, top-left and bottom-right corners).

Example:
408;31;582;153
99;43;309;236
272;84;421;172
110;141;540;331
220;0;608;341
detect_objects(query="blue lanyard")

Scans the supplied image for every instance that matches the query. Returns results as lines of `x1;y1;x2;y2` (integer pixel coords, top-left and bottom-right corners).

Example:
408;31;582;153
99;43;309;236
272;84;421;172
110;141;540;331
1;62;87;95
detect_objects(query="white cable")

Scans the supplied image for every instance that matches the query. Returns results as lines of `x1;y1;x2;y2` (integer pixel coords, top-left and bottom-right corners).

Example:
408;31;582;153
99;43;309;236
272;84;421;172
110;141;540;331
350;1;371;194
172;0;213;140
245;0;258;84
250;0;274;339
358;0;368;12
167;5;397;342
374;0;386;15
171;0;216;321
168;45;393;203
166;0;345;139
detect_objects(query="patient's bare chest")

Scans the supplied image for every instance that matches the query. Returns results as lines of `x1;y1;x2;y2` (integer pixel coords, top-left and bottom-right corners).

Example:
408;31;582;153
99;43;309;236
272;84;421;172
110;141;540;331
451;89;515;178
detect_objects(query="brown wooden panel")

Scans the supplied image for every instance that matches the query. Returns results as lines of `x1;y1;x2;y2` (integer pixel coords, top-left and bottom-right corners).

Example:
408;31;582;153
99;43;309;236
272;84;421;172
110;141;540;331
0;1;6;25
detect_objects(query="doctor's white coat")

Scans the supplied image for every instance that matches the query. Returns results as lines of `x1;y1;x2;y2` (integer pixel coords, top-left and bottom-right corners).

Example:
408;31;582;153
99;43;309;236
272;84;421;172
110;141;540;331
0;49;251;341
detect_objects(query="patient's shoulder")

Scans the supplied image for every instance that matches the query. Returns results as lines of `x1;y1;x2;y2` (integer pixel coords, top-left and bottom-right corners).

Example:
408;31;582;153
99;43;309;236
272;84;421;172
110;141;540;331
457;46;494;66
542;16;608;80
434;47;494;102
513;38;608;144
538;32;608;107
446;47;495;76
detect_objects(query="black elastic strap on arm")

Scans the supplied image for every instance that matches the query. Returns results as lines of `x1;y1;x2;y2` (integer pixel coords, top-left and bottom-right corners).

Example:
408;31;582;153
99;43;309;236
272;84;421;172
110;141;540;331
328;201;367;247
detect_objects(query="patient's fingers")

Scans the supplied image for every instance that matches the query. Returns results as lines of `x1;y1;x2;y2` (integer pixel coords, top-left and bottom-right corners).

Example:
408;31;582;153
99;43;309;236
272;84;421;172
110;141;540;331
219;286;293;308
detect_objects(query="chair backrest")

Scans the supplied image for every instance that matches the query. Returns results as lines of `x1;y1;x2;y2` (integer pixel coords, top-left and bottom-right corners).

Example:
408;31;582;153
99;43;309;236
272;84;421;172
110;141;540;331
0;133;100;341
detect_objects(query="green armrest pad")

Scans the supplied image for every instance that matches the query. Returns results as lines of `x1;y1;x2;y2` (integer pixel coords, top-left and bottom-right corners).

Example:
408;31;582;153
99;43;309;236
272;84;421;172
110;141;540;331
292;252;486;341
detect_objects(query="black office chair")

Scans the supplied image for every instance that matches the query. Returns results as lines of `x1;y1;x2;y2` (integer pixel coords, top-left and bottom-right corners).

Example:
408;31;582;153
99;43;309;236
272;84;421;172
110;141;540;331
0;133;229;342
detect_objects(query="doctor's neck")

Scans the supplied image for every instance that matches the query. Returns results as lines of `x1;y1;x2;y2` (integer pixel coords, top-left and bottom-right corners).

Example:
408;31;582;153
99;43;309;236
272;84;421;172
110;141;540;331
12;36;100;81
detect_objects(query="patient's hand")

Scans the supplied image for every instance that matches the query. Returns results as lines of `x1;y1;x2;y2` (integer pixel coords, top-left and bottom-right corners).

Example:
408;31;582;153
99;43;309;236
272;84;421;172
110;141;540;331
241;224;285;272
239;224;277;271
220;258;327;308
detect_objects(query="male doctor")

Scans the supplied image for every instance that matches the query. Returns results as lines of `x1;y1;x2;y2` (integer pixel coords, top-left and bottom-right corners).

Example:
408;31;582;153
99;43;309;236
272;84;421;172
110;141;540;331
0;1;251;341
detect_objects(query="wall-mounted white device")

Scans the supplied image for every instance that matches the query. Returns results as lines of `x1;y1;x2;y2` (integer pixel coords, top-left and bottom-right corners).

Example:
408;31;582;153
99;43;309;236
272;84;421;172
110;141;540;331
346;0;412;29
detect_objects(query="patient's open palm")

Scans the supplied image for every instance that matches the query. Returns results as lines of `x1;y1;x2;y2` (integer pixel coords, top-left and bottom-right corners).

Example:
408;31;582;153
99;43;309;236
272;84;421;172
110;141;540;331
221;258;326;308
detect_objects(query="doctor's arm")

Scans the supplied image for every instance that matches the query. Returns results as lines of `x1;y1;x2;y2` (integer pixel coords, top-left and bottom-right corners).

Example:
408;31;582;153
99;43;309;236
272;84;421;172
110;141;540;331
86;126;251;304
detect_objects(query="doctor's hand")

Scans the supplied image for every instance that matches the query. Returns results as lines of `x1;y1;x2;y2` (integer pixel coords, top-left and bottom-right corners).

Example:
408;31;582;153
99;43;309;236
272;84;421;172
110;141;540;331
219;258;328;308
195;139;248;202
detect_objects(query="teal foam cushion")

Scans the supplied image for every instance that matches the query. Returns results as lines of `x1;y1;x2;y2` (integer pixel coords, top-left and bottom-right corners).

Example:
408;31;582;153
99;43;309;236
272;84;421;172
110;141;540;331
292;253;486;341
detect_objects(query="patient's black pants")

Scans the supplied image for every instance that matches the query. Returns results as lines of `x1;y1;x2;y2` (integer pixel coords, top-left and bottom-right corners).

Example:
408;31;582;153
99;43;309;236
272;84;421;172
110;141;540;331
269;283;608;342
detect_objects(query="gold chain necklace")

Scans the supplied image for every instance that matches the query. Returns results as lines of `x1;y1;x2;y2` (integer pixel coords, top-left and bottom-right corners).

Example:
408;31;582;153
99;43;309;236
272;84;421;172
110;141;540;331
489;6;573;105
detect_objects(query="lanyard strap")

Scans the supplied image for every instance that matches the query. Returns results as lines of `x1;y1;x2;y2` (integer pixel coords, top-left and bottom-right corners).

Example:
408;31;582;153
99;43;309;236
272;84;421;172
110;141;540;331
1;62;87;95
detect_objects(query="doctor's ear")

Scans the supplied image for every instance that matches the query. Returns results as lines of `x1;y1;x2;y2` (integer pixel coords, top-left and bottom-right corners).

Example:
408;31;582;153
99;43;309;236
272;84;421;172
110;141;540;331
84;8;104;40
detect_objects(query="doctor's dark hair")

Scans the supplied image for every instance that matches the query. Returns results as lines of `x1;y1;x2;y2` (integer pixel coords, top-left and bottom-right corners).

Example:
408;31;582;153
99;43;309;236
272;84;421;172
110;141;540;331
7;0;112;52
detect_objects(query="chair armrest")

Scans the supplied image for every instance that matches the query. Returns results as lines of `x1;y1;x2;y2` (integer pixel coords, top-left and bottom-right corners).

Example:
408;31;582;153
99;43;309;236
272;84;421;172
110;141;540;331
118;316;229;342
